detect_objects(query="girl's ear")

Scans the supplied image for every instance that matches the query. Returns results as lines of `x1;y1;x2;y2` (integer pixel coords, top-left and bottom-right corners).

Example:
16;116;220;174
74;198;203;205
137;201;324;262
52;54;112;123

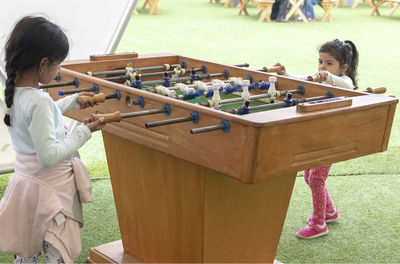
39;57;49;73
341;63;349;74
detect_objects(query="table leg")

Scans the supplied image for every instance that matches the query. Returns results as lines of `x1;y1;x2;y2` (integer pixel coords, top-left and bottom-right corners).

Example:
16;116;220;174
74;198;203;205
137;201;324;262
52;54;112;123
351;0;362;8
285;0;297;19
389;2;400;15
370;0;386;15
149;0;160;15
142;0;150;9
239;0;250;15
258;8;267;22
224;0;234;7
321;4;334;21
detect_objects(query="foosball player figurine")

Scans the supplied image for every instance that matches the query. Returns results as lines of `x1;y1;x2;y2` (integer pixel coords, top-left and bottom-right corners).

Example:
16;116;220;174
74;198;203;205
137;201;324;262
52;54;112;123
241;79;251;100
163;72;171;87
210;83;222;109
172;65;186;78
267;76;278;103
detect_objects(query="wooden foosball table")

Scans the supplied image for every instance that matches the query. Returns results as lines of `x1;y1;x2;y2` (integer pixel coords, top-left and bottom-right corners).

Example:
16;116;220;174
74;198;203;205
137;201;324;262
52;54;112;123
44;52;397;263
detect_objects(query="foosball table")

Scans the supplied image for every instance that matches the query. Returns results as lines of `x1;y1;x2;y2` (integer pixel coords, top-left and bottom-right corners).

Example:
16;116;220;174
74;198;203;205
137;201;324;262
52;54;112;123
44;52;397;263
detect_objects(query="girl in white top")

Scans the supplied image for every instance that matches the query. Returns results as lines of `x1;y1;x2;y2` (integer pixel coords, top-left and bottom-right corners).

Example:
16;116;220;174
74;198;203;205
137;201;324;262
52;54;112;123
274;39;359;239
274;39;358;90
0;16;105;263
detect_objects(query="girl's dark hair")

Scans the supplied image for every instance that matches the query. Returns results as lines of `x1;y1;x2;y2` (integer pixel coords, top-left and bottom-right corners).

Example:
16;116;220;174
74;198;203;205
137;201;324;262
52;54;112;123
319;39;359;89
4;16;69;126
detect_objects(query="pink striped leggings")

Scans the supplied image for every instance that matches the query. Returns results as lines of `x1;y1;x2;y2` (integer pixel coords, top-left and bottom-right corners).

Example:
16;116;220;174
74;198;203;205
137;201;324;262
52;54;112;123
304;165;335;225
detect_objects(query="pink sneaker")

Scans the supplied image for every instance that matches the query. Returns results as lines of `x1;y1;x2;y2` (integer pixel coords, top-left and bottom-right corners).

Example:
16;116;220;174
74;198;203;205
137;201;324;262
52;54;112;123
296;222;328;239
307;208;339;223
326;208;339;222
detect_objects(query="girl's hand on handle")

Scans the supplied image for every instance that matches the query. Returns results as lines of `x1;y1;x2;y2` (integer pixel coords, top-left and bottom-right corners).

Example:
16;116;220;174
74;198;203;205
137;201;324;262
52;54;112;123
78;92;98;109
84;114;105;132
316;71;329;82
273;63;286;75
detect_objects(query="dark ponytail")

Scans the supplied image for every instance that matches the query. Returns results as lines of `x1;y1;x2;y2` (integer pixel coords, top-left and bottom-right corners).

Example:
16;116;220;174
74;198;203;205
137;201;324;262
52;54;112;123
344;40;359;89
319;39;359;90
4;64;17;126
3;16;69;126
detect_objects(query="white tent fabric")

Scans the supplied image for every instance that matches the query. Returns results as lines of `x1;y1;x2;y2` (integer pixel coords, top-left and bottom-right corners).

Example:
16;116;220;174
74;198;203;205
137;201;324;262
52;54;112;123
0;0;138;173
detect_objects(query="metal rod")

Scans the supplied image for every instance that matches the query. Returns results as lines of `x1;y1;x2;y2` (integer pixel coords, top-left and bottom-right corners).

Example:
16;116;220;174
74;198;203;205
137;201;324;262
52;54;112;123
249;95;329;112
90;64;182;77
59;87;96;95
141;72;226;86
103;75;126;82
137;67;202;78
105;93;118;99
145;115;194;128
220;89;297;105
40;79;77;89
190;123;227;134
121;108;164;118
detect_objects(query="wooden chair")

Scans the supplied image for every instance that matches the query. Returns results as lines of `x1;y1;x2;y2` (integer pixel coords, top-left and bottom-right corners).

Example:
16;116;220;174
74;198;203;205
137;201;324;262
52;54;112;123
285;0;308;22
255;0;276;22
142;0;161;15
319;0;336;21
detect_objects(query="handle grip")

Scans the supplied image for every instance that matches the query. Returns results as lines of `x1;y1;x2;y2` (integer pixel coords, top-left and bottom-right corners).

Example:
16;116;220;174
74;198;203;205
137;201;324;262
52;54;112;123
78;93;106;104
366;86;386;94
263;66;280;73
92;111;122;123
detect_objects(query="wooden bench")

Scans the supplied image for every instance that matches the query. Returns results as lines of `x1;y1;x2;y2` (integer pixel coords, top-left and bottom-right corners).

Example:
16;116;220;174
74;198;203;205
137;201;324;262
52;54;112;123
255;0;276;22
319;0;336;21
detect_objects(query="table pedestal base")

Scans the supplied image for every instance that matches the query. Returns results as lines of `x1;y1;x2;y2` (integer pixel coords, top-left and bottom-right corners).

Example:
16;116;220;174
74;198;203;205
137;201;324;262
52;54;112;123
87;240;284;264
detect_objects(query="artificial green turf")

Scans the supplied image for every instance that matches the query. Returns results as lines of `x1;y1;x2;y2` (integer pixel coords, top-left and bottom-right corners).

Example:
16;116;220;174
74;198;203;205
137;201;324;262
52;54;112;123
1;0;400;262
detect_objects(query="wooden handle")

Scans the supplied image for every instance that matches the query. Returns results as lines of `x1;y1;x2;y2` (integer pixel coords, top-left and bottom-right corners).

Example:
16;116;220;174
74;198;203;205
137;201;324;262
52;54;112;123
263;66;280;72
78;93;106;104
366;86;386;94
93;111;122;123
89;52;138;61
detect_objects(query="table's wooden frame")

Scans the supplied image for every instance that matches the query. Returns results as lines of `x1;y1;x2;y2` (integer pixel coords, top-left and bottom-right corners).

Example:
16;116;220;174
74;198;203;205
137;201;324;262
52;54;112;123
48;53;397;263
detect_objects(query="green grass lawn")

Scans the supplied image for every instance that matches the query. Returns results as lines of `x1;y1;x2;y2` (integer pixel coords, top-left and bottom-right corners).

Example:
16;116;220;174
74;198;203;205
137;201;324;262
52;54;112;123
1;0;400;262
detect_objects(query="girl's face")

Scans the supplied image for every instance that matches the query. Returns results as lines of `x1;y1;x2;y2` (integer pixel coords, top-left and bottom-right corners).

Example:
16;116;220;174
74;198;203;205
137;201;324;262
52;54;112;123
318;52;348;76
39;59;61;84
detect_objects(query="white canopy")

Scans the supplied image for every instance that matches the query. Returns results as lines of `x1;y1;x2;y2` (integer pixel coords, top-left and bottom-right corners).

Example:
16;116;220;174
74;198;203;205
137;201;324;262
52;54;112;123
0;0;138;173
